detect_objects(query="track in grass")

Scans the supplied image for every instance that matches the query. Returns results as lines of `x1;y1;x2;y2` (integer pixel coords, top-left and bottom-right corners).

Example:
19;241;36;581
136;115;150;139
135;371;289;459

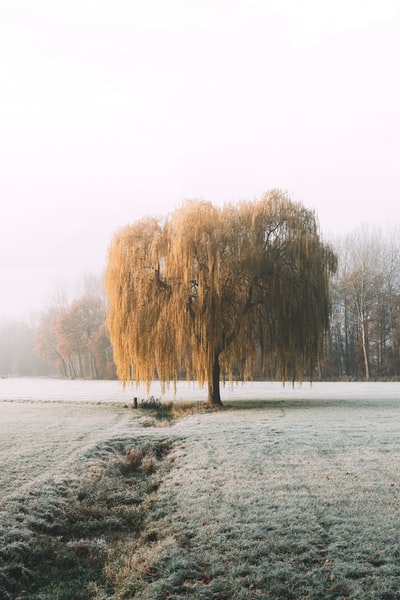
1;387;400;598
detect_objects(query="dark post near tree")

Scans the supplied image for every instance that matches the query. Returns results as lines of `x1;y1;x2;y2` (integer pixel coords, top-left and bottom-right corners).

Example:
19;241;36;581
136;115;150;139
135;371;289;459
105;191;336;407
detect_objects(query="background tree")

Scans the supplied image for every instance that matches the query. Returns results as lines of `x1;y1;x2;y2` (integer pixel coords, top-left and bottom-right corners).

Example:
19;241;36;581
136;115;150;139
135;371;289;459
105;191;336;406
36;307;69;376
53;296;108;379
35;273;116;379
328;225;400;380
0;318;55;377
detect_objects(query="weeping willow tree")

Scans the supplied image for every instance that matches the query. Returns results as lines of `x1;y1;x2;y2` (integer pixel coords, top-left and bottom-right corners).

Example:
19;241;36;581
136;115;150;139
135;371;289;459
105;191;337;407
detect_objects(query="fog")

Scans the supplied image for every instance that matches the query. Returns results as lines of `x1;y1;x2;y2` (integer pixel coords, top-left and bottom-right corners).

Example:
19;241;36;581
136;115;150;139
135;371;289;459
1;0;399;318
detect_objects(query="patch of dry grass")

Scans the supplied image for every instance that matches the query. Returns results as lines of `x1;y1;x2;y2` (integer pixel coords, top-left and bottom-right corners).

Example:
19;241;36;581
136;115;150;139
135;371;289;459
137;396;206;427
0;437;173;599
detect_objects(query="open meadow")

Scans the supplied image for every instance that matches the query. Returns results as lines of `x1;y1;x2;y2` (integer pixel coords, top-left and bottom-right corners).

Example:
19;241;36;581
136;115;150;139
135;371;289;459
1;380;400;599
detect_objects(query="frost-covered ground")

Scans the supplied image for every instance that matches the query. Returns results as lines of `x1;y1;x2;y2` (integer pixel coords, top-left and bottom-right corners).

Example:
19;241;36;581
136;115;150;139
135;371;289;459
146;394;400;599
1;379;400;599
0;401;144;500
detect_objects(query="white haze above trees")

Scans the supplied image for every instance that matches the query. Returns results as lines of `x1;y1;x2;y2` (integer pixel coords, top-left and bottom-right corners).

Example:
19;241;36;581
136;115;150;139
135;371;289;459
0;1;399;320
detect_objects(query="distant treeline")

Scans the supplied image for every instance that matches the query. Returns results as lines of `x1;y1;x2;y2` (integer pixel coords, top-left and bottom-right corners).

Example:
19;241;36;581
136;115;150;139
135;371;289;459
0;274;116;379
1;224;400;381
321;224;400;381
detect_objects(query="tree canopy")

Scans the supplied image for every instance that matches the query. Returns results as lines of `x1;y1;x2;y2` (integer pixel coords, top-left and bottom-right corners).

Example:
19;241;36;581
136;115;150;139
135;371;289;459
105;191;337;406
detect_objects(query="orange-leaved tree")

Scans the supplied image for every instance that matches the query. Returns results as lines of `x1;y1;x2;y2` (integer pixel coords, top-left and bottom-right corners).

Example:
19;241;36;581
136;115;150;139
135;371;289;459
105;191;336;406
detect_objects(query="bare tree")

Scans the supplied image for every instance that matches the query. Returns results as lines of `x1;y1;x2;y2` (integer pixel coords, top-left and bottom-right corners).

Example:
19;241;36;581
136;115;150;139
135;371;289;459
331;224;400;380
105;192;336;406
340;227;382;380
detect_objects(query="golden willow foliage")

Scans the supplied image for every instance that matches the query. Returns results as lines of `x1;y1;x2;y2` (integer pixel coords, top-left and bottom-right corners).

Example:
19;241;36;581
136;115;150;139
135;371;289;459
105;191;337;406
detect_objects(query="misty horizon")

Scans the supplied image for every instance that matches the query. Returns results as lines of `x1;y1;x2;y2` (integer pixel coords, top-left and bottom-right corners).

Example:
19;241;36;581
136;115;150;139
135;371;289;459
1;0;399;319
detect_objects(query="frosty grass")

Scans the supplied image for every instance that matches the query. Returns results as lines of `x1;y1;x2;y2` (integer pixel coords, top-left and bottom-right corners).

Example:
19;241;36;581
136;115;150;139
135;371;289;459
1;380;400;599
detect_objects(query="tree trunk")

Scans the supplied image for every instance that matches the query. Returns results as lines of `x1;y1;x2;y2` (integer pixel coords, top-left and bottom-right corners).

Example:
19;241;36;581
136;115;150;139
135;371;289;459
344;294;350;376
89;352;98;379
68;358;77;379
360;317;370;381
77;348;84;378
207;352;224;407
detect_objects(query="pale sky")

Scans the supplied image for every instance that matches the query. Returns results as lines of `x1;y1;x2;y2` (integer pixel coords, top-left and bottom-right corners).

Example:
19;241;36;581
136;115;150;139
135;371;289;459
1;0;399;319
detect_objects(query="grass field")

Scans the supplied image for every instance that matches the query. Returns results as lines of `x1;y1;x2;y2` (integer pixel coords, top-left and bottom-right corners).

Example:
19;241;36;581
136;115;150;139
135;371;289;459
1;388;400;599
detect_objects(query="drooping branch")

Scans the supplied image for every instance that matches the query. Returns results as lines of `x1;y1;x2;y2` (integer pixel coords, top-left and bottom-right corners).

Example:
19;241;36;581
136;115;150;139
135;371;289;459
105;191;336;405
